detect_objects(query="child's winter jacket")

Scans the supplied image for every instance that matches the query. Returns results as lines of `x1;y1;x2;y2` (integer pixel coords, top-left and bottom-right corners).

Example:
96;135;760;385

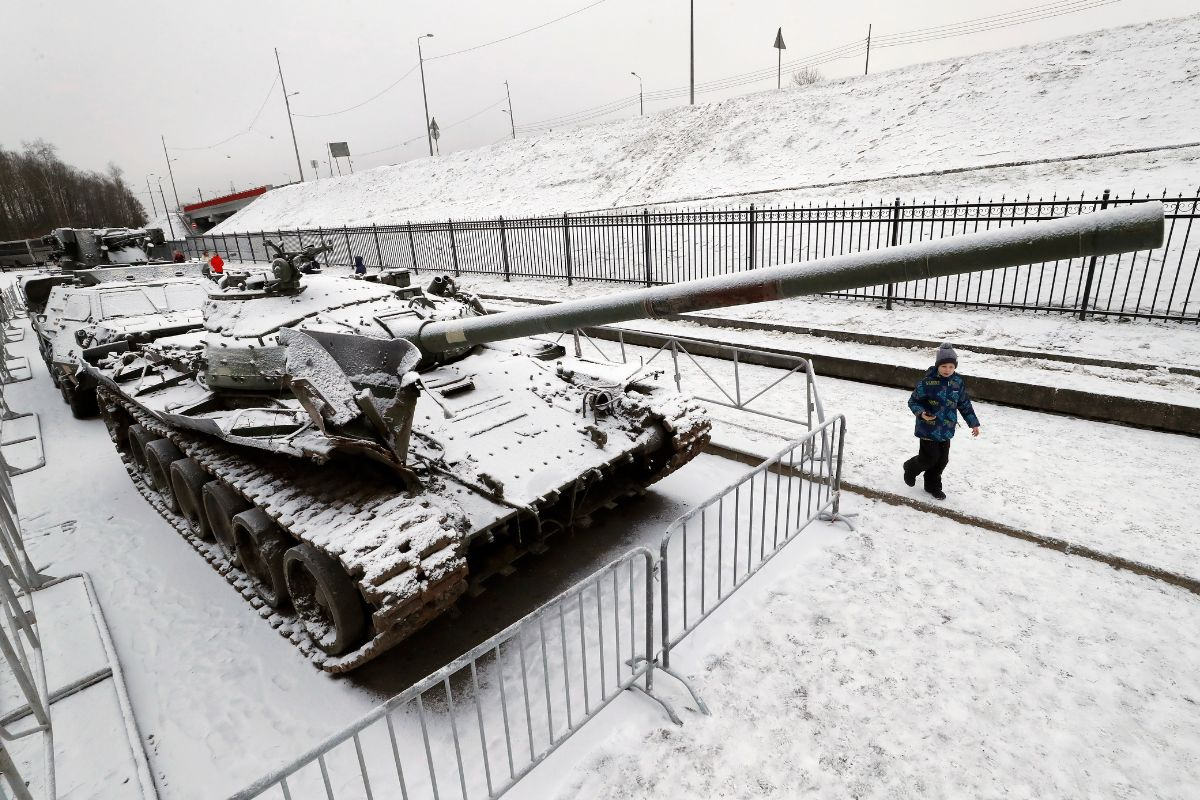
907;366;980;441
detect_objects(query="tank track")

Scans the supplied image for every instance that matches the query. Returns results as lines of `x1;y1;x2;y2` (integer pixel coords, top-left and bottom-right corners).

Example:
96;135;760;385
96;384;709;671
643;394;712;484
97;386;470;673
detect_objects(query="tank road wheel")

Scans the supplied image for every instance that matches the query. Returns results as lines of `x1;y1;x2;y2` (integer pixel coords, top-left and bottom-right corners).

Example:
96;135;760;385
202;482;250;566
126;425;156;476
170;459;213;540
284;544;368;656
63;384;98;419
232;508;292;609
144;439;186;513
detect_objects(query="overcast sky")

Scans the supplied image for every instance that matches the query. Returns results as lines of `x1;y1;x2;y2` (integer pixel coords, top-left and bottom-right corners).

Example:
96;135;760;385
4;0;1196;216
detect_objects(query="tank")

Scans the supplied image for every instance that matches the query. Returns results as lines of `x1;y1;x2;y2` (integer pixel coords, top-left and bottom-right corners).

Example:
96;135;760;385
44;227;168;270
31;263;208;417
79;204;1163;672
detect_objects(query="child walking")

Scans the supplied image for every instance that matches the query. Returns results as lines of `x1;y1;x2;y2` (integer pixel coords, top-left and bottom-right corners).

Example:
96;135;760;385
903;343;981;500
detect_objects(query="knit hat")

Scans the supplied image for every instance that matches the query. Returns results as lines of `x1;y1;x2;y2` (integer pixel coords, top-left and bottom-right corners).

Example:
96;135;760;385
935;342;958;367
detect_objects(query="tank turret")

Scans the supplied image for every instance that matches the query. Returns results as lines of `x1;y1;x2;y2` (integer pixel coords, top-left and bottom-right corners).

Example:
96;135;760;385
80;202;1163;670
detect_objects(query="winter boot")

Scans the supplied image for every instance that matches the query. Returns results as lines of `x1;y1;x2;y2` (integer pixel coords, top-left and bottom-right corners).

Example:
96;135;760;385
926;487;946;501
903;468;916;487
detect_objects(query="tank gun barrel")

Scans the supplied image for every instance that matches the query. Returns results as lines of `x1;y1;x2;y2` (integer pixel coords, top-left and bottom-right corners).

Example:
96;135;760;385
416;202;1164;354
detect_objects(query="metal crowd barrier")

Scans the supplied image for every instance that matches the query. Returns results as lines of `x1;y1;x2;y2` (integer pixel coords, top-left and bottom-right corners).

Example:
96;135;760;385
0;293;44;475
658;415;849;669
233;549;660;800
0;454;156;799
0;288;25;345
561;328;825;430
0;455;53;799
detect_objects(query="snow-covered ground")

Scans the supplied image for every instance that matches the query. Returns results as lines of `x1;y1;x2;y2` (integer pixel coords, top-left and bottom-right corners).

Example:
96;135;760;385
145;211;189;242
211;14;1200;232
551;498;1200;799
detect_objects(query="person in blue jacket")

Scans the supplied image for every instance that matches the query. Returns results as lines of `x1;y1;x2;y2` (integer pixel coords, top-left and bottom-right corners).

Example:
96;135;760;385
903;343;981;500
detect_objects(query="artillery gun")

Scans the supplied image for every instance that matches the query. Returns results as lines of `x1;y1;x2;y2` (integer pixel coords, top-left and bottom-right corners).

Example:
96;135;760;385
80;203;1163;671
217;239;332;293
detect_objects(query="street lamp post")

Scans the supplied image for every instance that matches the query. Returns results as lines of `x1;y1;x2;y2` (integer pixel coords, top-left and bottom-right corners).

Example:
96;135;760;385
156;179;177;238
631;72;644;116
275;47;305;182
145;175;158;217
160;134;181;210
417;34;435;157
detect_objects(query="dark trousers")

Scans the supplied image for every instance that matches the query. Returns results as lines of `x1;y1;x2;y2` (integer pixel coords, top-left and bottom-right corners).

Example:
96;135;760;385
904;439;951;492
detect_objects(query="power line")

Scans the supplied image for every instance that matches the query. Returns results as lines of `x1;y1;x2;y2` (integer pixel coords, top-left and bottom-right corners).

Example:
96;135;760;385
427;0;609;61
292;0;610;119
874;0;1118;45
355;97;509;158
170;76;279;151
294;64;420;119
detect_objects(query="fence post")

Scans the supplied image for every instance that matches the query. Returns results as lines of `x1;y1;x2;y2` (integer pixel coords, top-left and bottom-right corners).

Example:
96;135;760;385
407;221;418;272
447;219;459;277
747;203;756;270
343;226;353;270
642;209;652;287
886;197;901;310
1078;189;1111;321
562;213;574;286
498;216;510;282
372;224;383;268
832;419;846;517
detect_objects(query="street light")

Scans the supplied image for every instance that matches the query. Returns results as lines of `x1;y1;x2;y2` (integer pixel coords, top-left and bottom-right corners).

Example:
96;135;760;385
631;72;644;116
145;175;158;217
417;34;435;157
154;177;177;238
275;48;305;182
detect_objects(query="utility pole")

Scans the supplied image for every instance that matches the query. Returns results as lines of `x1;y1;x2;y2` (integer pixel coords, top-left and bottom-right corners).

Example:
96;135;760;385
145;176;158;217
865;24;872;75
773;27;787;90
631;72;644;115
504;80;516;139
689;0;694;105
417;34;435;157
160;134;180;211
275;47;305;182
156;179;175;238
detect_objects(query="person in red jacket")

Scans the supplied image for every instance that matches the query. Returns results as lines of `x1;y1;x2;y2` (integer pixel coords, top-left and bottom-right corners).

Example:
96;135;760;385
208;252;224;273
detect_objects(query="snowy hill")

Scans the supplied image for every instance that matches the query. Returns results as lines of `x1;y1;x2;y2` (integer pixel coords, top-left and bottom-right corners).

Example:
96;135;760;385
214;13;1200;233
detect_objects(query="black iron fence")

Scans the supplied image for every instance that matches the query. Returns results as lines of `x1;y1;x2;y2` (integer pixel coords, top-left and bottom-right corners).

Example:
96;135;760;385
180;189;1200;322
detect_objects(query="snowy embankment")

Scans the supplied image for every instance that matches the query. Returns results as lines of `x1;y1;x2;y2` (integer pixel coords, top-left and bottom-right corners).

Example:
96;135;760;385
550;499;1200;799
145;211;189;241
212;13;1200;233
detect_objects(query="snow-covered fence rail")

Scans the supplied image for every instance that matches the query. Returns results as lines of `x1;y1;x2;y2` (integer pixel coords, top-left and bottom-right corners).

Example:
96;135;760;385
189;191;1197;322
231;549;658;800
658;415;848;670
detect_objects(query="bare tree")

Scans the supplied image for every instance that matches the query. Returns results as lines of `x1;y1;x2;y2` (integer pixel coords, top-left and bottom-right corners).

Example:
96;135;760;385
0;141;146;240
790;66;824;87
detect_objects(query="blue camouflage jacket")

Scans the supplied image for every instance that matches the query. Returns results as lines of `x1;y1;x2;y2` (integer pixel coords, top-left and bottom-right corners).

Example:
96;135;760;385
907;366;980;441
